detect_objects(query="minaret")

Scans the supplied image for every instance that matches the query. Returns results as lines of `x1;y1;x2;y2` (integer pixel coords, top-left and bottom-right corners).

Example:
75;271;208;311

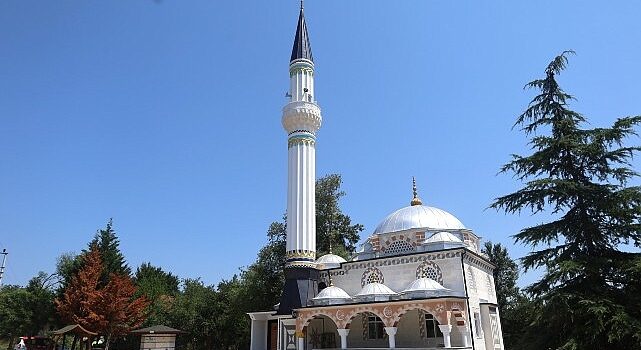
278;1;322;315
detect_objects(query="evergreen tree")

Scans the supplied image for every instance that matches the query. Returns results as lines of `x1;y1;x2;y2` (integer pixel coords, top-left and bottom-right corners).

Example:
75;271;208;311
89;219;131;280
482;242;520;314
492;51;641;350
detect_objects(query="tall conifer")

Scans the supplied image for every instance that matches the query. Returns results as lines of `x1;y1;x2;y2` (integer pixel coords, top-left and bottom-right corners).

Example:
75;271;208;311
89;219;131;281
492;51;641;349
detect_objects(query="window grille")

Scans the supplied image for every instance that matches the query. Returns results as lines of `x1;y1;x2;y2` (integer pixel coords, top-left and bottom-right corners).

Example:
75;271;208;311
416;261;443;284
384;240;414;255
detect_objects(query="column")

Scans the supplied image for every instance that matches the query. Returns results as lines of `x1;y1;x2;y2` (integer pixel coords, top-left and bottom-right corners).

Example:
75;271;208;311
438;325;452;348
297;336;305;350
457;326;471;347
384;327;397;349
336;329;349;349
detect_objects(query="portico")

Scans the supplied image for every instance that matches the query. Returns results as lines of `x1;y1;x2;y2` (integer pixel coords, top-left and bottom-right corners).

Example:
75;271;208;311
296;298;471;350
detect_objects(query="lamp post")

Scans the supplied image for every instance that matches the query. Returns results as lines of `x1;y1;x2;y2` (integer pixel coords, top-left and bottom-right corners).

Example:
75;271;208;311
0;248;8;286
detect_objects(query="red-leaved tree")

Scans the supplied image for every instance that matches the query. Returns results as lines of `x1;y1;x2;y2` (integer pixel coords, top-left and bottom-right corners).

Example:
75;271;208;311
56;245;149;350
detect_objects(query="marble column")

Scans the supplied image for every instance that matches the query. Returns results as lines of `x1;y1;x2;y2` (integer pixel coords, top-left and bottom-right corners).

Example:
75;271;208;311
384;327;398;349
457;326;471;347
336;329;349;349
438;325;452;348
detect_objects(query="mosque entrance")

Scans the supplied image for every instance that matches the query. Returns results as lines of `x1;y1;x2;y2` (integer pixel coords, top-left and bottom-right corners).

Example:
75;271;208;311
267;320;278;350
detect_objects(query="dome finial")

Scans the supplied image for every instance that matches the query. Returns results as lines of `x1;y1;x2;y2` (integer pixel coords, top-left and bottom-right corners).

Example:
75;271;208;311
411;176;423;206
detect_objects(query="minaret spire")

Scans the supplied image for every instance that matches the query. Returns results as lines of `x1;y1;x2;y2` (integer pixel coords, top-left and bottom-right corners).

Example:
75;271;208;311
290;1;313;63
411;176;423;206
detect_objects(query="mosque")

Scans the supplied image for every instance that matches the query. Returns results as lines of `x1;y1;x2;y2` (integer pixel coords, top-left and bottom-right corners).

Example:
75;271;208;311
248;4;505;350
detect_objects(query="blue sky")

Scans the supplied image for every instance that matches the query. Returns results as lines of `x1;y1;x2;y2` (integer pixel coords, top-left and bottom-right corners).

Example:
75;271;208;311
1;1;640;287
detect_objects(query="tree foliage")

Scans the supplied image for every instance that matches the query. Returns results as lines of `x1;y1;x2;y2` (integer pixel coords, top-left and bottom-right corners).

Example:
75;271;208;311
134;263;180;327
315;174;364;257
56;245;148;350
88;219;131;281
0;272;57;350
492;51;641;350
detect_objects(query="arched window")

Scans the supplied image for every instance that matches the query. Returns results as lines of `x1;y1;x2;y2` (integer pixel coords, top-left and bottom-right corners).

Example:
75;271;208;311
361;267;384;287
416;261;443;284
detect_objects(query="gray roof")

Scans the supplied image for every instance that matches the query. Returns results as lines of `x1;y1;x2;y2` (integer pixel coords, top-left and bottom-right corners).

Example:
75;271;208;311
373;205;465;235
290;8;313;62
130;325;185;334
51;324;97;336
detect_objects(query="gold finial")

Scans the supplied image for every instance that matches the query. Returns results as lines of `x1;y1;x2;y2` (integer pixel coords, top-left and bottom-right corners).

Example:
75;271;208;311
411;176;423;206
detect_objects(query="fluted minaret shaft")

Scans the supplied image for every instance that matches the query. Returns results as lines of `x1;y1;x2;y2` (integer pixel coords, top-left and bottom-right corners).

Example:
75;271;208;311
282;7;321;268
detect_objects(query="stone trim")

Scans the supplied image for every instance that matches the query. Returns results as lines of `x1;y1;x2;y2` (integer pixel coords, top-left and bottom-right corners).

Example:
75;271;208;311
320;251;462;278
295;299;467;333
464;254;494;273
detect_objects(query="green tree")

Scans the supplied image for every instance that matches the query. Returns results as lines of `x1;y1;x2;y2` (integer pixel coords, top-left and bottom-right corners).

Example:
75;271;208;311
492;51;641;350
134;263;180;326
0;286;32;349
58;220;131;291
239;220;287;314
214;277;250;350
24;272;57;335
88;219;131;280
315;174;364;257
482;242;520;314
0;273;57;350
56;252;81;291
166;279;220;350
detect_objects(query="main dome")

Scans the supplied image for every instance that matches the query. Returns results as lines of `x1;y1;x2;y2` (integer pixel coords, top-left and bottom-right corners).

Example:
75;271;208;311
373;205;465;235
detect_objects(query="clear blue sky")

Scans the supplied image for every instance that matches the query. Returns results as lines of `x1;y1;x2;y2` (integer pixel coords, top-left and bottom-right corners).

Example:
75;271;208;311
1;1;640;287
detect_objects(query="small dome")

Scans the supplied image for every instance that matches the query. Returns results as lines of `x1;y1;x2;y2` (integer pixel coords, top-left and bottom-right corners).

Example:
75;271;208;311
373;205;465;235
313;286;351;300
355;283;398;297
424;231;463;244
315;253;347;269
402;278;448;293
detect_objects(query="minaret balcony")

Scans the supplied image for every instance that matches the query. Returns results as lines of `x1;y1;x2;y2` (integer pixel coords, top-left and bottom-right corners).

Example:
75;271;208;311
282;101;322;134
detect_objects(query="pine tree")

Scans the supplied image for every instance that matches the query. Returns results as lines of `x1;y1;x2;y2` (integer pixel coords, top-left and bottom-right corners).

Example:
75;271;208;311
89;219;131;281
492;51;641;349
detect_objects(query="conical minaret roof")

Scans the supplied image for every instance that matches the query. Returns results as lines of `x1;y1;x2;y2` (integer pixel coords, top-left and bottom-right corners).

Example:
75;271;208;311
290;4;313;63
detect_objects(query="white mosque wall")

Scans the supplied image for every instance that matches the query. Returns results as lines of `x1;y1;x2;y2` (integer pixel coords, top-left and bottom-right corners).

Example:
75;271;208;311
463;254;502;350
321;250;468;297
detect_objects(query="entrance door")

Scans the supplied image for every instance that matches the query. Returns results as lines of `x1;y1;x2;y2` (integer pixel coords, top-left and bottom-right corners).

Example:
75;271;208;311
267;320;278;350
